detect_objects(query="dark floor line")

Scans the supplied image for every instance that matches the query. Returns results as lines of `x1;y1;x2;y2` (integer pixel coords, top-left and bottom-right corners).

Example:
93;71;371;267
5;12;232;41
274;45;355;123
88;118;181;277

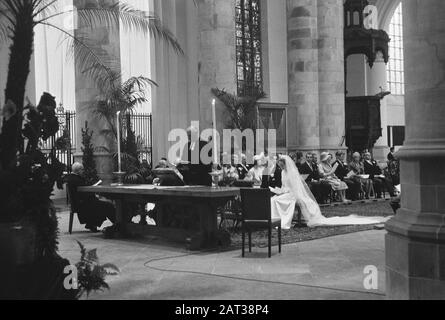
143;252;386;298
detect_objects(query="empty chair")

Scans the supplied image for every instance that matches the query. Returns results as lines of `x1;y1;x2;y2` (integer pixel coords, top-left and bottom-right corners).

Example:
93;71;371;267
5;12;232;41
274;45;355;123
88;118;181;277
240;188;281;258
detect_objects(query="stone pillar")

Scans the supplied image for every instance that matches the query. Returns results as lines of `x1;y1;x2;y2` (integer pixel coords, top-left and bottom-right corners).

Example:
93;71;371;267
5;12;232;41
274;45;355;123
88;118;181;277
198;0;237;135
151;0;200;163
385;0;445;300
317;0;346;152
287;0;320;152
74;0;120;183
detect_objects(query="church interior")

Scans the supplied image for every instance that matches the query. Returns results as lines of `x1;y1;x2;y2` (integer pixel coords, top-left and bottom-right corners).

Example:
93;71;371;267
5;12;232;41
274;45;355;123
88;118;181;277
0;0;444;301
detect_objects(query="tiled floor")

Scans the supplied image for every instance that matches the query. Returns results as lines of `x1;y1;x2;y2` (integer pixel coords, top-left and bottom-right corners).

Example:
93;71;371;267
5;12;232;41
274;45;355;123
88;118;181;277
57;209;387;300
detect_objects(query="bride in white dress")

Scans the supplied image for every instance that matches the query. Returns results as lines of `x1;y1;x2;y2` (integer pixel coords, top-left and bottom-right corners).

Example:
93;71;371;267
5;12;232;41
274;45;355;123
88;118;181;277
270;155;389;230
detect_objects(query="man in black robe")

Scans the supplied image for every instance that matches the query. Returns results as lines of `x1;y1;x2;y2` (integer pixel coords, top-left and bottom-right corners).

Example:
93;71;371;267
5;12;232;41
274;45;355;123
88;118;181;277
64;163;115;232
178;127;212;186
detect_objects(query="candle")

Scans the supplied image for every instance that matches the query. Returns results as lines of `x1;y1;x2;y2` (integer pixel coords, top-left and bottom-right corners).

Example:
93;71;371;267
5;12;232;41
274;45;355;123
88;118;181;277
212;99;217;165
116;111;122;172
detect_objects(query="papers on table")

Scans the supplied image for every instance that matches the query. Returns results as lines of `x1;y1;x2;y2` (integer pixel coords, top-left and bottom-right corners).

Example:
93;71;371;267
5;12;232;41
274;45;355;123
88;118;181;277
121;185;157;190
358;174;370;179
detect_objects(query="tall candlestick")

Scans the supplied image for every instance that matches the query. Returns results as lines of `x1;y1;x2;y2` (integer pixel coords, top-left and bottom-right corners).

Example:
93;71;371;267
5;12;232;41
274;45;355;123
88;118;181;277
212;99;217;165
116;111;122;172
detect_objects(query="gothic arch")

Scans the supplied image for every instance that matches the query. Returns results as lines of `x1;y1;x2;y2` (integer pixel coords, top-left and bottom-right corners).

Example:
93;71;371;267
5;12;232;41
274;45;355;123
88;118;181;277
376;0;402;32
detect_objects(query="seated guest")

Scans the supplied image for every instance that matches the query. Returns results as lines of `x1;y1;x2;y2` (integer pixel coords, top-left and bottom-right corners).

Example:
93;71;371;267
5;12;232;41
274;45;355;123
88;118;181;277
387;147;396;162
299;153;331;204
245;155;265;187
64;163;115;232
349;152;373;198
319;152;349;203
292;151;304;171
334;151;361;201
387;155;400;186
363;152;396;198
221;157;239;186
235;153;250;180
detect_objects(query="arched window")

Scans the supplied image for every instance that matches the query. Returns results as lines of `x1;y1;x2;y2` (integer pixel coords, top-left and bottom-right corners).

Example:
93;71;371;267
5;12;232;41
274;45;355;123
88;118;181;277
387;2;404;95
235;0;263;97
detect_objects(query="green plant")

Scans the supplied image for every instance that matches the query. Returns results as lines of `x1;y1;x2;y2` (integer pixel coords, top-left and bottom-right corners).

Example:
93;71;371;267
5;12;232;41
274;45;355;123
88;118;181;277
94;74;154;140
0;93;63;256
75;241;120;299
119;121;149;184
55;127;71;152
81;122;99;185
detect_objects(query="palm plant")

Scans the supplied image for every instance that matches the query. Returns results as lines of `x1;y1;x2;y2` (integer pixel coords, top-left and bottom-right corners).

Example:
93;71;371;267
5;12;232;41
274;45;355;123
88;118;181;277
93;72;153;183
94;72;154;140
211;87;265;131
0;0;182;170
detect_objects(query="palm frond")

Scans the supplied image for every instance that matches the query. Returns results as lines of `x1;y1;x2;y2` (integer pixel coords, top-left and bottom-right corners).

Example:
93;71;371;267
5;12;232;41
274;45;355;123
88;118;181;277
75;3;183;54
42;22;119;90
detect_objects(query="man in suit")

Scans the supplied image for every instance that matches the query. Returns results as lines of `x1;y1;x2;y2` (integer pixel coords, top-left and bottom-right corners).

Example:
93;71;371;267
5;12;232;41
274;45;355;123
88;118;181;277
334;151;361;201
178;126;212;186
233;153;249;180
299;153;331;204
363;152;396;198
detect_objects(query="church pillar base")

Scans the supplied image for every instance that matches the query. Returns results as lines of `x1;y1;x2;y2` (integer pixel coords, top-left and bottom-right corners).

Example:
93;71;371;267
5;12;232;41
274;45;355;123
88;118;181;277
386;214;445;300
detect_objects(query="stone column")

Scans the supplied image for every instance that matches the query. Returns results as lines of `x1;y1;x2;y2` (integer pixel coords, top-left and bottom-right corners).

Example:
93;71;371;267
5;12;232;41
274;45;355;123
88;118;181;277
317;0;346;152
287;0;319;152
198;0;237;135
385;0;445;299
151;0;200;163
74;0;120;183
367;52;389;161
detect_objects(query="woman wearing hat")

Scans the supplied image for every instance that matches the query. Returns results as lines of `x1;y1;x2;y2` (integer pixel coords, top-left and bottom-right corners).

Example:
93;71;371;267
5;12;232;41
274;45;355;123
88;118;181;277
318;152;350;203
244;154;265;187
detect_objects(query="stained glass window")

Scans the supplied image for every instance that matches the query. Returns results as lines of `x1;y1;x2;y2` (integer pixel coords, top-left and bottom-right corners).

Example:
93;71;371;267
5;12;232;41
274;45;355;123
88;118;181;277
235;0;263;97
387;3;404;95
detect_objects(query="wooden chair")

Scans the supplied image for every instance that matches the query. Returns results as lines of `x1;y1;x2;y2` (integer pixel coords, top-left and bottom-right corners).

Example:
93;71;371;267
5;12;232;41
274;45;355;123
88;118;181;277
240;188;281;258
219;199;242;230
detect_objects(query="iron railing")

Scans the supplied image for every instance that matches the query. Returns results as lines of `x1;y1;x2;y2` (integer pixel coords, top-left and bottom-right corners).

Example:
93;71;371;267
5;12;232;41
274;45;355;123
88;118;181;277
40;111;153;170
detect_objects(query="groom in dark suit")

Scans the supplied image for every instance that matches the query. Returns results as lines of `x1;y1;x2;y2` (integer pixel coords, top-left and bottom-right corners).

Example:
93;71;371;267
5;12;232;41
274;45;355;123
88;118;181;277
178;126;212;186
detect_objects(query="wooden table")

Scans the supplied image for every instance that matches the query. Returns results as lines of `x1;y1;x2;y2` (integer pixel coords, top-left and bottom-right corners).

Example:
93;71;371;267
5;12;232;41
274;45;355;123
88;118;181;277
78;185;240;250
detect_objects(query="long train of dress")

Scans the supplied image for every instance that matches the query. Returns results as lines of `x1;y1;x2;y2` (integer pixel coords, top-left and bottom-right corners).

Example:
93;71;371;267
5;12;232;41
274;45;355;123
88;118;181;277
271;156;390;230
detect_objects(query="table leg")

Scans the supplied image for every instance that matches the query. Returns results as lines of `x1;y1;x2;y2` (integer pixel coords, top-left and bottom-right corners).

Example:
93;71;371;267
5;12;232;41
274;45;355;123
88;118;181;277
114;199;127;237
186;201;230;251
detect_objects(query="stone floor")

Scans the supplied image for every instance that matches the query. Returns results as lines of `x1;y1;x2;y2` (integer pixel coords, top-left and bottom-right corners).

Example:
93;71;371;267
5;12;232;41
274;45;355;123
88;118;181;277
56;207;387;300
